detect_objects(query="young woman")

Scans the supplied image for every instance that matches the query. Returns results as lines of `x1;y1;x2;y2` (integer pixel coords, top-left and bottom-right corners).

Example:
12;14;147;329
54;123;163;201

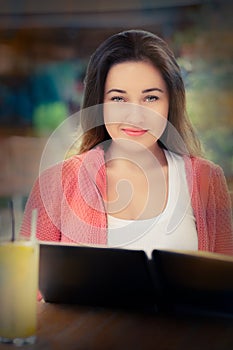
21;29;233;256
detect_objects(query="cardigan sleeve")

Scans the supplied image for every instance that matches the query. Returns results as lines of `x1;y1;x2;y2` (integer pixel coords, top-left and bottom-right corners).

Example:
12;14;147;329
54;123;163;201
20;149;107;244
208;165;233;255
20;167;62;242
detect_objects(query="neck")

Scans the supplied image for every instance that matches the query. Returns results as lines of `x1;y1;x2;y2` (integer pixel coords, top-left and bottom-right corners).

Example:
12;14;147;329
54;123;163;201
105;140;167;170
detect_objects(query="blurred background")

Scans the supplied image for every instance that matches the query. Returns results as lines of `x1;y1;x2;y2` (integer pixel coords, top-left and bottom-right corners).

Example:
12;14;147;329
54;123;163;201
0;0;232;206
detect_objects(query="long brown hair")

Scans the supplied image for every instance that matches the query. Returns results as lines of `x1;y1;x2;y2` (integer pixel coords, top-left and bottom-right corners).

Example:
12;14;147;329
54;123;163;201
78;29;202;156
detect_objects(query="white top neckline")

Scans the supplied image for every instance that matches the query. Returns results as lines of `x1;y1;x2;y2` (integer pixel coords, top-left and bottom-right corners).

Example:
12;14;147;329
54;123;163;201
107;150;198;256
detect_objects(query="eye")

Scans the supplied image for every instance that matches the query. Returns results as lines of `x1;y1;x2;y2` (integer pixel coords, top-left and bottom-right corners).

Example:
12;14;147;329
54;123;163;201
145;95;159;102
110;96;125;102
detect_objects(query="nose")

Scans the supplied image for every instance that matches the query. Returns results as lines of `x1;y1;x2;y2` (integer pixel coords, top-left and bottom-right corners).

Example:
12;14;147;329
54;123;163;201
124;103;145;126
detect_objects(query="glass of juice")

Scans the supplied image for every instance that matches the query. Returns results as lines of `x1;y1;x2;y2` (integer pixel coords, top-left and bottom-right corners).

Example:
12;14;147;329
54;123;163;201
0;198;39;346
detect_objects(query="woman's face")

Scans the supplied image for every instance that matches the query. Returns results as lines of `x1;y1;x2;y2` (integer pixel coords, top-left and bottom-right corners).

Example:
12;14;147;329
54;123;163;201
103;60;169;152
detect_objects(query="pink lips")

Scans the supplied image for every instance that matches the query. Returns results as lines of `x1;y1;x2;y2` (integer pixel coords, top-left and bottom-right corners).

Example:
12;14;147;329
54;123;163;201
122;128;147;137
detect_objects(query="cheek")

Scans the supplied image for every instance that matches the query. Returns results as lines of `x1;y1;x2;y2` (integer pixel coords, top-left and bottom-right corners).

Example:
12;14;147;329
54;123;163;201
105;124;119;139
154;100;169;120
103;104;116;136
103;104;118;136
149;117;167;140
149;101;169;138
103;103;112;125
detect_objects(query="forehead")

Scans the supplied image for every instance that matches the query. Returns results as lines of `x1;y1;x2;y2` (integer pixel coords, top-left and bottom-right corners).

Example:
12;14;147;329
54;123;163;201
105;60;166;90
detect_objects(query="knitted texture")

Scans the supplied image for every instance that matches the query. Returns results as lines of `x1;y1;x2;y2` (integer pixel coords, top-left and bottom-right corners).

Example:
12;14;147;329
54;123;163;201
21;148;233;255
21;148;107;244
186;156;233;254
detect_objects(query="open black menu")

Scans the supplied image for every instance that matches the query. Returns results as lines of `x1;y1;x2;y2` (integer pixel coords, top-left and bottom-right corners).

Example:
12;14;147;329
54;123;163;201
39;243;233;317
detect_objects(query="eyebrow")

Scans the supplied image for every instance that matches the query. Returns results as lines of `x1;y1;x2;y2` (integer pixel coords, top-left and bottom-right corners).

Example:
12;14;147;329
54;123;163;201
106;87;164;94
142;88;164;93
106;88;126;94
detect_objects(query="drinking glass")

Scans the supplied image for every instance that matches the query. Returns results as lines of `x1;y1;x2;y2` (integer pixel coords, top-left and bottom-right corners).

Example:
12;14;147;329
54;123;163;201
0;197;39;346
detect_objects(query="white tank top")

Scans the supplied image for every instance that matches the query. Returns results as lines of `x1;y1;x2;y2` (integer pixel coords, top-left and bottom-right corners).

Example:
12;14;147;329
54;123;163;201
107;150;198;257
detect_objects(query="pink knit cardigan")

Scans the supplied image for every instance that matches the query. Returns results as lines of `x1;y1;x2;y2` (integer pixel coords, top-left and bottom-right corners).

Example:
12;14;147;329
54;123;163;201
20;147;233;255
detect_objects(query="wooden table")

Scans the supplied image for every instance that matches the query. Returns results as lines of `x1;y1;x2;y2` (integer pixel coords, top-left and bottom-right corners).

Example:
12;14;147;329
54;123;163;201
0;302;233;350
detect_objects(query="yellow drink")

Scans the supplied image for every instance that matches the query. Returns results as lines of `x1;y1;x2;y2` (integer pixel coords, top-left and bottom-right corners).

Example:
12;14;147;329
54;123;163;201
0;241;39;345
